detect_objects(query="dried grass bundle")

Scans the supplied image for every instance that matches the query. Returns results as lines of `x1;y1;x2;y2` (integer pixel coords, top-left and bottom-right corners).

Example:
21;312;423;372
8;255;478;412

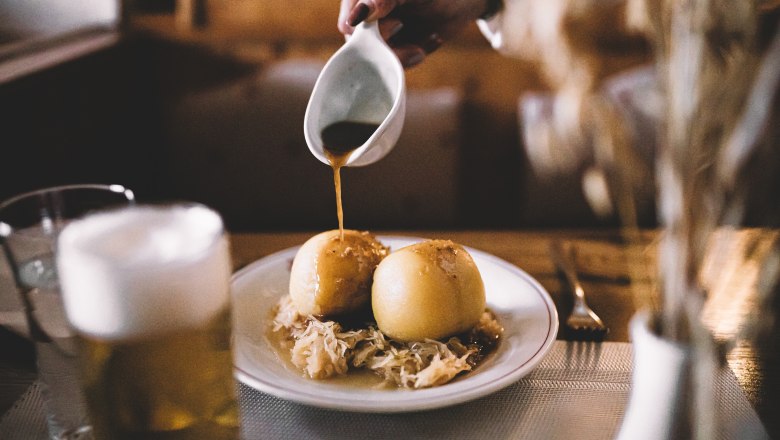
622;0;780;328
603;1;779;437
518;0;779;435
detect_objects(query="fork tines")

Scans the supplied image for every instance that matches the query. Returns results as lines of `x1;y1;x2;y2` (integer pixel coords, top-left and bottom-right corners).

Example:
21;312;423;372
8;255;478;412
565;324;608;341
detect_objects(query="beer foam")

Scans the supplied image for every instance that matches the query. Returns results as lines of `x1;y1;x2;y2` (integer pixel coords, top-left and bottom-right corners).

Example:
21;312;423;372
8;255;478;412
57;205;231;341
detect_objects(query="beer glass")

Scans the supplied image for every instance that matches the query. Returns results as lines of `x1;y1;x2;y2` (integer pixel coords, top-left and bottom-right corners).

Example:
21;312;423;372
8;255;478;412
0;184;135;440
55;204;239;440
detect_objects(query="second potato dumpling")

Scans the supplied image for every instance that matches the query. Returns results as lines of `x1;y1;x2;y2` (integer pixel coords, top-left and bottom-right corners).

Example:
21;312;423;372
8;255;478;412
372;240;486;342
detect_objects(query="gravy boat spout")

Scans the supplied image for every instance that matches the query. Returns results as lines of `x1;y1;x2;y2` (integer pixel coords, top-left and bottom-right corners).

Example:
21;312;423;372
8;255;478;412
304;21;406;167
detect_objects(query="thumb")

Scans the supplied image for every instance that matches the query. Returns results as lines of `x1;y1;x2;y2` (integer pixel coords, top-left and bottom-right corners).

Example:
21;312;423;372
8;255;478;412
346;0;405;27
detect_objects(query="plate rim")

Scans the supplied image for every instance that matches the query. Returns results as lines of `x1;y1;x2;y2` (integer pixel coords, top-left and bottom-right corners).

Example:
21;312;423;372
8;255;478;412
231;235;559;412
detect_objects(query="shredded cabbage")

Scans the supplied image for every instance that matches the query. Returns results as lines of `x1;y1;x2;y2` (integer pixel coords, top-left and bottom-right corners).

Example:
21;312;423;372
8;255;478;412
272;295;502;388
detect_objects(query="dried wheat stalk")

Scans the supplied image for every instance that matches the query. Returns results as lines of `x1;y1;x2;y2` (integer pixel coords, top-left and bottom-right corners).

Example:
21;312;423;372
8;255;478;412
516;1;779;346
614;0;778;438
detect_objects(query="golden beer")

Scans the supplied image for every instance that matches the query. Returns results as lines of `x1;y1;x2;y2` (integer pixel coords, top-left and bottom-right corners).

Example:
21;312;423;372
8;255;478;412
78;307;238;440
56;205;238;440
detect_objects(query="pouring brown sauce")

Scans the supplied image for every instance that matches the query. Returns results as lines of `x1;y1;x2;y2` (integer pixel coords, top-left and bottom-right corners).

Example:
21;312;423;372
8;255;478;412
321;121;380;241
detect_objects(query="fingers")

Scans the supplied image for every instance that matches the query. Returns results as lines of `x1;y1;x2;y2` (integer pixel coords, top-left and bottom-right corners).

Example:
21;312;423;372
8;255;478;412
338;0;360;35
338;0;443;69
393;45;427;68
343;0;405;28
339;13;404;42
391;34;443;68
378;18;404;40
347;3;372;27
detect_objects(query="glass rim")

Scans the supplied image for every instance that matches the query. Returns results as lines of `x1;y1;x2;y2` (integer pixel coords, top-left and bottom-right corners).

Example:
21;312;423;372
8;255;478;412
0;183;135;212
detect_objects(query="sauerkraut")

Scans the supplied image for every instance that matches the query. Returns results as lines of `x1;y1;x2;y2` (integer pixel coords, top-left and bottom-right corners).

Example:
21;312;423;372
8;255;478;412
272;295;502;388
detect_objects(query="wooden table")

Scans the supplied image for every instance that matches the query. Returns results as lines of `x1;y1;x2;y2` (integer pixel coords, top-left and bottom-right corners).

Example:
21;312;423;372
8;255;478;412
1;229;778;437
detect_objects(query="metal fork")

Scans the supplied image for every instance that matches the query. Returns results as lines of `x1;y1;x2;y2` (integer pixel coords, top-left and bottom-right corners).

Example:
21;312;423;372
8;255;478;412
549;240;609;341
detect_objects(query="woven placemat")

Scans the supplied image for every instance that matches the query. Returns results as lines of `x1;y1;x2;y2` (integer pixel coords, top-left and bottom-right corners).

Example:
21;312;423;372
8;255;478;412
0;378;47;440
0;342;768;440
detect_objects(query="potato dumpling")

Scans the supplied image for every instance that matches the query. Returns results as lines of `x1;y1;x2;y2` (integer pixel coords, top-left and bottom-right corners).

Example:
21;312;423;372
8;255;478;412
372;240;486;342
289;230;388;318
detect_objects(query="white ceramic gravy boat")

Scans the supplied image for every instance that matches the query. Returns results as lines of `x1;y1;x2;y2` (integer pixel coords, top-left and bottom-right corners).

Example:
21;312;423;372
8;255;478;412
304;21;406;167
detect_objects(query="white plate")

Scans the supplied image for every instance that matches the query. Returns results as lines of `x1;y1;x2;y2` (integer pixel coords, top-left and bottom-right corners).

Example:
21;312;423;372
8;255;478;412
231;236;558;412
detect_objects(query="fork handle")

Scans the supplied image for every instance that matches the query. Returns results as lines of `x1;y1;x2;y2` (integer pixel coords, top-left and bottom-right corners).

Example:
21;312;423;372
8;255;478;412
549;241;586;303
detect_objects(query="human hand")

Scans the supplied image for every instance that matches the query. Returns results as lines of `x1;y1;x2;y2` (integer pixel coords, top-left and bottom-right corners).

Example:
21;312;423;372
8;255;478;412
338;0;492;68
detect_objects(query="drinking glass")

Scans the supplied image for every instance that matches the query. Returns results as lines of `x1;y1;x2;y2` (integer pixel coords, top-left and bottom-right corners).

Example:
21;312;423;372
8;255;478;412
0;184;135;440
55;203;239;440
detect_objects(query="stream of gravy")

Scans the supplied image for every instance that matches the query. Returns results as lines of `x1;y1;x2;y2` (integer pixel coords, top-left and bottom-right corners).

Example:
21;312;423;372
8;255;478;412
321;121;380;241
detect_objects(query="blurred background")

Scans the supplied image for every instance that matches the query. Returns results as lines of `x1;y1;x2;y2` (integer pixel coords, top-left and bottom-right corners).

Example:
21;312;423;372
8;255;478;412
0;0;653;232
